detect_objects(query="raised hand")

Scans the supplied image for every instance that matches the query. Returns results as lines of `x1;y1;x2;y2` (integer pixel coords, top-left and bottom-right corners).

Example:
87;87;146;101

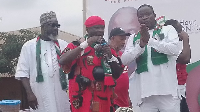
102;45;112;59
139;24;150;48
140;24;150;43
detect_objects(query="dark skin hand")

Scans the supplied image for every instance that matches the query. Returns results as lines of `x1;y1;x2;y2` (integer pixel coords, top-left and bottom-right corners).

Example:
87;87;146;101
103;45;123;79
95;44;122;79
28;93;38;110
139;24;150;48
21;77;38;110
59;36;103;65
128;97;132;108
109;60;123;79
177;31;191;64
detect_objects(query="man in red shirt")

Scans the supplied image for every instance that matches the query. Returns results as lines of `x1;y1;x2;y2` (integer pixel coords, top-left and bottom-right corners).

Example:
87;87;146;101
108;28;131;111
59;16;123;112
61;38;84;111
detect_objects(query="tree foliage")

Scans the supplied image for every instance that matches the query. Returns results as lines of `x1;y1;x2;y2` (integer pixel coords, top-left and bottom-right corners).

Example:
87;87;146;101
0;29;39;74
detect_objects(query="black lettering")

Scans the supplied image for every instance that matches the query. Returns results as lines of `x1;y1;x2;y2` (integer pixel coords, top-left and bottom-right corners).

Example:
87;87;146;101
185;21;188;25
179;20;184;25
188;21;192;25
185;26;191;32
182;26;186;32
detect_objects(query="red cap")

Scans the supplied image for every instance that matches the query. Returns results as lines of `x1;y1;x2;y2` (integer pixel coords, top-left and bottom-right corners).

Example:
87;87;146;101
84;16;105;28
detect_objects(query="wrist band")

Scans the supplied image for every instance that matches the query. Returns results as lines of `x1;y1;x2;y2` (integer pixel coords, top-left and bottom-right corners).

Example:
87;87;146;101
79;41;88;49
108;55;119;63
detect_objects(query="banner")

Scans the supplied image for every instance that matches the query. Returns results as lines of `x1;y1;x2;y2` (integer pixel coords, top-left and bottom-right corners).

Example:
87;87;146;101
86;0;200;110
86;0;200;74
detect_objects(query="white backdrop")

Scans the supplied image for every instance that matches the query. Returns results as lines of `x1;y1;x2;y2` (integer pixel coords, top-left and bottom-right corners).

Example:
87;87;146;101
86;0;200;71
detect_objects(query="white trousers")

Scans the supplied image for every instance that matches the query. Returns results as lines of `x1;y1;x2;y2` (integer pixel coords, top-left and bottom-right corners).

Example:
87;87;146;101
140;95;180;112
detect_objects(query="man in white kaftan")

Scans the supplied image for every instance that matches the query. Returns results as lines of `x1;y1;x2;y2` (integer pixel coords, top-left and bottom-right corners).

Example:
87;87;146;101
122;5;182;112
15;11;70;112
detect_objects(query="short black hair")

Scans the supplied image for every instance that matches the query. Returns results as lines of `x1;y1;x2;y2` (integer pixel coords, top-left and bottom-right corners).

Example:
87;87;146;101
164;19;178;28
137;4;155;15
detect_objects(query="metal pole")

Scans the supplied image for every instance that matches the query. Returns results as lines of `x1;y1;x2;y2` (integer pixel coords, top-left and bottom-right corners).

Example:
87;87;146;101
83;0;86;36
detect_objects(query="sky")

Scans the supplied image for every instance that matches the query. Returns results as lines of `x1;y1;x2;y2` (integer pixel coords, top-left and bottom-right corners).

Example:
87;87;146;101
0;0;83;36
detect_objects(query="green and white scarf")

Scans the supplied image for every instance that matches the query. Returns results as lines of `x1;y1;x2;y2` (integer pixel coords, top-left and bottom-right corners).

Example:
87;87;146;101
133;25;168;74
36;36;67;90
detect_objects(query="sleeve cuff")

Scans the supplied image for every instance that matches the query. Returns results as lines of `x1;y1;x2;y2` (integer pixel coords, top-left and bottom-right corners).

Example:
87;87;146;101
79;41;88;49
15;72;30;80
108;55;119;63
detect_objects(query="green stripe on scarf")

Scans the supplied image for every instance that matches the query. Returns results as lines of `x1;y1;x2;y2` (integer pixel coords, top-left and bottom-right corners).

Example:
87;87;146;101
133;28;168;74
36;38;44;82
36;36;67;90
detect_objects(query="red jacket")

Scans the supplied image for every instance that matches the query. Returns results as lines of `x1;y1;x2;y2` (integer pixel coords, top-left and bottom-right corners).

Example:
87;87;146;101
176;63;188;85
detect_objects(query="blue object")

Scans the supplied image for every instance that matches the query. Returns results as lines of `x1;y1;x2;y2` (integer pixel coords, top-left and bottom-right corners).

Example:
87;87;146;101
100;42;107;46
0;100;21;105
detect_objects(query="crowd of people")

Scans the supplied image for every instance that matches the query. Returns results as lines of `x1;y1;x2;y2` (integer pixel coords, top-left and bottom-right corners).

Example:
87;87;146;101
15;4;192;112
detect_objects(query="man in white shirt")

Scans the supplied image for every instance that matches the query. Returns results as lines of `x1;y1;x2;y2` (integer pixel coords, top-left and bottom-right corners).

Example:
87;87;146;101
121;4;181;112
15;11;70;112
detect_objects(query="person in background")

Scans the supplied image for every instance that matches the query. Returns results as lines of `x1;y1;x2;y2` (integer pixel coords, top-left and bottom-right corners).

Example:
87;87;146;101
108;27;131;111
164;19;191;112
108;7;140;77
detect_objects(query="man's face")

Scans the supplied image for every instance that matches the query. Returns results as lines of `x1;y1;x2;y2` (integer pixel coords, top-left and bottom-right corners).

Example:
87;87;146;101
111;35;126;50
87;25;105;37
137;6;156;28
43;20;60;40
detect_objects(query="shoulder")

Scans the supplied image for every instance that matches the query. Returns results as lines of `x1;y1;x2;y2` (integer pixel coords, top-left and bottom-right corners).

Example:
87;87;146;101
162;25;178;40
68;42;78;49
19;38;37;54
23;38;37;48
58;39;68;45
118;51;123;56
57;39;68;50
110;48;117;56
162;25;174;29
162;25;176;32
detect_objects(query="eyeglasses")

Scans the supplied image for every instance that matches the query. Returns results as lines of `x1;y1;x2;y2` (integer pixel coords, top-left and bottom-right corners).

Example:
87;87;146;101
45;23;60;28
51;23;60;28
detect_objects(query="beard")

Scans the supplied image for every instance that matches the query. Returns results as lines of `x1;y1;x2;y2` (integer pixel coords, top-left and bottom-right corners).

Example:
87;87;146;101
48;34;58;41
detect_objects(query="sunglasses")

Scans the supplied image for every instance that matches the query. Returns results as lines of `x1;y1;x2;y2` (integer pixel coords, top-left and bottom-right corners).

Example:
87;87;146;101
45;23;60;28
